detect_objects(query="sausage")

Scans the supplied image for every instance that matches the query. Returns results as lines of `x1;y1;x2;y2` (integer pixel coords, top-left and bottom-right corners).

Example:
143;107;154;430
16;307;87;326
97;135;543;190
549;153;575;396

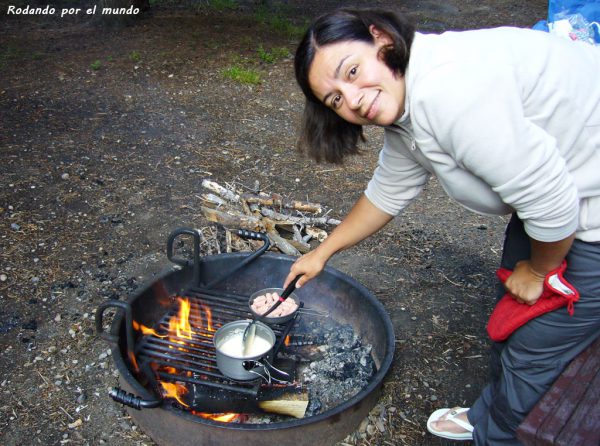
251;292;298;317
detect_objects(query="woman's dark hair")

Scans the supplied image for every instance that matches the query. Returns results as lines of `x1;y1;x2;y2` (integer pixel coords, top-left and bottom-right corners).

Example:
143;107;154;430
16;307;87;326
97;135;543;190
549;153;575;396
294;8;415;164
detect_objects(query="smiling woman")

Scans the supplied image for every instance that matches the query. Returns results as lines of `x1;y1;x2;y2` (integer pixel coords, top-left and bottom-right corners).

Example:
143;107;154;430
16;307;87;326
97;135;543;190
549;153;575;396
286;6;600;446
307;37;405;127
294;8;414;164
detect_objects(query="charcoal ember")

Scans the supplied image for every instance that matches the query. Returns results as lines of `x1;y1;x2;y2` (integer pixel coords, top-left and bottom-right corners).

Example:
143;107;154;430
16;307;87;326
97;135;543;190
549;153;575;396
330;325;361;352
306;398;322;414
299;322;376;416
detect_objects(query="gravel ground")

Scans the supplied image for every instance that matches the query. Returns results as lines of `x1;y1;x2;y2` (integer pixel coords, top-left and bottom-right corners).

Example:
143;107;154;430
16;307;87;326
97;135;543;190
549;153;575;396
0;1;547;445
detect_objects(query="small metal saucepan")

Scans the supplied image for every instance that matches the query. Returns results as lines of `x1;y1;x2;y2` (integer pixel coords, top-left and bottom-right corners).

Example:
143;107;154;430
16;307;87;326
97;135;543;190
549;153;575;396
243;275;302;356
248;286;301;325
213;320;275;381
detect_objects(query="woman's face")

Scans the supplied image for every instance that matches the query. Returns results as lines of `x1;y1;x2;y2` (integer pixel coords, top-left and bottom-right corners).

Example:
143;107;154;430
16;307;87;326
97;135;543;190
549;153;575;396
308;29;406;126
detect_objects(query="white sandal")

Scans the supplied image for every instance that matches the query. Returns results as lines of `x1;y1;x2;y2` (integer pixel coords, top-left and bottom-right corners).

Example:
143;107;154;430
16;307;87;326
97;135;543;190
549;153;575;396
427;407;474;440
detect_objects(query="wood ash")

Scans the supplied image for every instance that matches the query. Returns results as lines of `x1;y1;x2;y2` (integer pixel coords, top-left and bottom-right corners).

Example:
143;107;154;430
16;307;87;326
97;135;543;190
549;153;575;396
285;317;376;417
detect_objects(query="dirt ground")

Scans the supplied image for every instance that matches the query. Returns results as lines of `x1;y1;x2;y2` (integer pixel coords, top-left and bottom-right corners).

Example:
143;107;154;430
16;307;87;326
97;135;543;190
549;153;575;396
0;1;548;445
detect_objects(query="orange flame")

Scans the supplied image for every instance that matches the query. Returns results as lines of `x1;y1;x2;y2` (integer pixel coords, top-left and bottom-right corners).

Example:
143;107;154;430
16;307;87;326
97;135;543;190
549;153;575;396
128;351;139;372
159;381;189;407
201;303;214;333
133;320;167;338
193;412;240;422
284;335;291;347
132;298;229;417
133;297;215;342
210;413;239;422
169;297;193;340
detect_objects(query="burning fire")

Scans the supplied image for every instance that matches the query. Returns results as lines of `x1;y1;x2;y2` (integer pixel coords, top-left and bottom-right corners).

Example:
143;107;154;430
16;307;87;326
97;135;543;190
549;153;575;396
132;297;215;340
201;303;215;333
131;296;239;420
132;320;167;338
159;381;189;407
193;412;241;423
170;297;194;339
127;351;139;372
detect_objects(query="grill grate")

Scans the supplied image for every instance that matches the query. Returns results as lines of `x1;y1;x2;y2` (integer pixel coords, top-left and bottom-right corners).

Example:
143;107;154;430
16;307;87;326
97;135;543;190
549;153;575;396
135;287;298;397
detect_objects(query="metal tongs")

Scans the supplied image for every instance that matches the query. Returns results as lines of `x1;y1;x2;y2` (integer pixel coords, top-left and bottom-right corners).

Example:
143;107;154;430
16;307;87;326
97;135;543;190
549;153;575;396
242;275;301;356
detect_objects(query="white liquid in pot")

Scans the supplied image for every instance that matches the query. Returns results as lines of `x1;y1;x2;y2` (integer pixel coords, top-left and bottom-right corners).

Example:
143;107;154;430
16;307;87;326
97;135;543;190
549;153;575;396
218;329;272;357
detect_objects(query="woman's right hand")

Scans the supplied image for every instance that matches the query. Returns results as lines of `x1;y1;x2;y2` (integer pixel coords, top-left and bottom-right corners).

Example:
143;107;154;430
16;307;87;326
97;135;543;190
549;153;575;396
283;248;329;289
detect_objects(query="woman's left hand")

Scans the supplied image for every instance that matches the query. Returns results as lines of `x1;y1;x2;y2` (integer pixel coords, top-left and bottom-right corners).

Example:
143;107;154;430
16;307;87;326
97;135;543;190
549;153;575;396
504;260;545;305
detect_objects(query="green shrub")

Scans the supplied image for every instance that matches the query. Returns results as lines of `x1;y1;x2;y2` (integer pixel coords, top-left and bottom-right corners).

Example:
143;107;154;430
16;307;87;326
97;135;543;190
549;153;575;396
222;65;261;85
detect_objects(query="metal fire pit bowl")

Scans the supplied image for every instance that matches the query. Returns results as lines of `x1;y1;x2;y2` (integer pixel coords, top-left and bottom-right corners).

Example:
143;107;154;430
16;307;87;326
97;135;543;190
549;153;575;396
106;252;395;446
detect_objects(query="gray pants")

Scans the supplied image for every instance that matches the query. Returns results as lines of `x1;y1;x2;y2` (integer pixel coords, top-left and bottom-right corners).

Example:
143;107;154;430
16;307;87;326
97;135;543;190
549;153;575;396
468;215;600;445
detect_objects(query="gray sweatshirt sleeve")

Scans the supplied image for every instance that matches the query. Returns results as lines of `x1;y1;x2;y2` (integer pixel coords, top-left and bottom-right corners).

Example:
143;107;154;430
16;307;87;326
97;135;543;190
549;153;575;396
411;61;579;242
364;128;430;216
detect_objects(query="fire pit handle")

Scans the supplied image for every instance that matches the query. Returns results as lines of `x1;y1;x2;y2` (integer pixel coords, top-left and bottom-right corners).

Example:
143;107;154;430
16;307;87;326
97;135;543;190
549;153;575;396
166;227;202;281
109;387;162;410
236;229;269;243
203;229;270;289
166;227;270;288
95;300;136;363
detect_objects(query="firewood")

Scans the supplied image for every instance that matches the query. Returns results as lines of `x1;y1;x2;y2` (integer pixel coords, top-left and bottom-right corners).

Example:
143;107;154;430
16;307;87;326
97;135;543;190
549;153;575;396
257;390;309;418
198;193;226;209
287;239;311;254
225;229;232;253
239;197;252;216
267;230;301;256
286;200;322;214
198;179;339;256
187;384;308;418
200;206;265;232
260;208;340;227
305;227;329;242
242;193;322;213
201;179;240;202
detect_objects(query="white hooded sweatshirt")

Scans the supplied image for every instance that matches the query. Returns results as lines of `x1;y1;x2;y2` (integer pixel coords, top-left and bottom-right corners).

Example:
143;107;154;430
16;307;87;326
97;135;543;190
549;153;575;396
365;27;600;242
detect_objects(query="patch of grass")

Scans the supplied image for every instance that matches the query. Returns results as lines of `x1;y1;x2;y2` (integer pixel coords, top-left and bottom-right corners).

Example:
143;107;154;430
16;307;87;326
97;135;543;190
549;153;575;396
268;15;304;38
257;45;290;64
230;53;253;66
90;60;102;71
254;6;307;40
240;36;254;47
257;45;275;63
206;0;237;11
222;65;261;85
271;46;290;60
0;45;43;69
129;50;141;62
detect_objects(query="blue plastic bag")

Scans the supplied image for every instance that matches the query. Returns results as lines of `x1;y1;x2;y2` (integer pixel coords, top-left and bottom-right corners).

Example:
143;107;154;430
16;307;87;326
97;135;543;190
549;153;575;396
534;0;600;44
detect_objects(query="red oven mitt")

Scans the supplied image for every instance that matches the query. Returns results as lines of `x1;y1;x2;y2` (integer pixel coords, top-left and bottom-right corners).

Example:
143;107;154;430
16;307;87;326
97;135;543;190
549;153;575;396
487;260;579;342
